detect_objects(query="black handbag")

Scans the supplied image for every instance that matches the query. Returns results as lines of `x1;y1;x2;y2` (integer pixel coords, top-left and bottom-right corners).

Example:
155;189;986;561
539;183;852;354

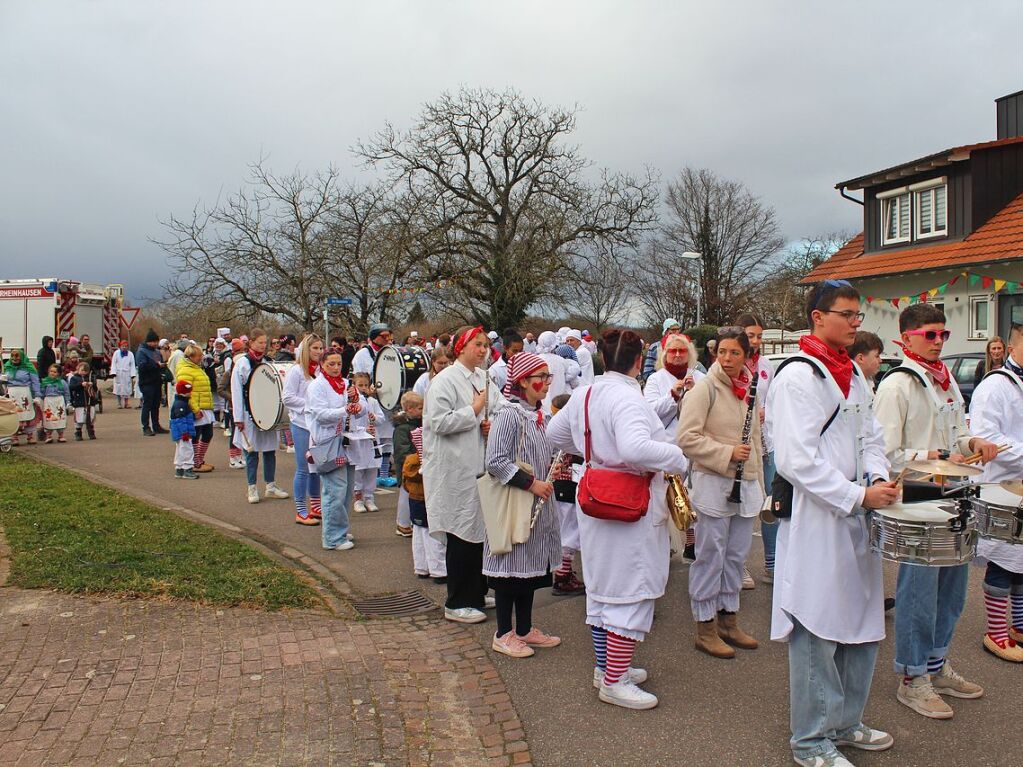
553;479;577;503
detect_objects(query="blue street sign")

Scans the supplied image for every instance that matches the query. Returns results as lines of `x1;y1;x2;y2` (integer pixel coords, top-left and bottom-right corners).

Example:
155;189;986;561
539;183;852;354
326;297;353;306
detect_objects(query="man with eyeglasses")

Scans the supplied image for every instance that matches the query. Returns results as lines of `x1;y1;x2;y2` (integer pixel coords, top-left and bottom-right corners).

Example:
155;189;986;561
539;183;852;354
352;323;393;377
875;303;998;720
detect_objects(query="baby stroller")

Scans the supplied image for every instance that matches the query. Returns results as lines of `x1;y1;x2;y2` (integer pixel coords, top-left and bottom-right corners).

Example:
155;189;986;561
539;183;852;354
0;374;19;453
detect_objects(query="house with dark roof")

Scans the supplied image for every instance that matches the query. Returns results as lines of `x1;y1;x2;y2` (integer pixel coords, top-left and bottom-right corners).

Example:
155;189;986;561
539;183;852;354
805;90;1023;355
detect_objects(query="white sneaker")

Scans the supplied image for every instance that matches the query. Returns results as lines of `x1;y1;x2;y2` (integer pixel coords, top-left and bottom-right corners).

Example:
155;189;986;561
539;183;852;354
285;445;295;453
230;457;245;469
444;607;487;624
742;566;756;590
324;540;355;551
264;482;289;499
247;485;260;504
353;499;368;513
793;751;854;767
593;666;648;689
484;595;496;609
835;724;894;752
364;499;379;512
598;679;658;710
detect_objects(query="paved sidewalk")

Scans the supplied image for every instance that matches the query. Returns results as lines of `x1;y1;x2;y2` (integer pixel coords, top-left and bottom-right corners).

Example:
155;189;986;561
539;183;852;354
0;588;531;767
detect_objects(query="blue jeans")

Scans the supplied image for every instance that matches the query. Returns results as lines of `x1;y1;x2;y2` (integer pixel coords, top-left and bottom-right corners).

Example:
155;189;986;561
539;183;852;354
320;463;354;548
984;561;1023;596
760;451;778;567
245;450;276;486
789;618;879;759
290;425;320;502
893;563;969;676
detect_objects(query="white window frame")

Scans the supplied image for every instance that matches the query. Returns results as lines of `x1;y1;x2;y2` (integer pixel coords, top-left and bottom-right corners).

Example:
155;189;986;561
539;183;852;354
880;191;911;246
969;295;990;340
913;181;948;240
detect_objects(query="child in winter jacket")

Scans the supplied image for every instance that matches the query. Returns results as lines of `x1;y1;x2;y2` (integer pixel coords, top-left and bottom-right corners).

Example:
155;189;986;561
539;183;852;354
170;379;198;479
68;362;98;440
39;364;70;443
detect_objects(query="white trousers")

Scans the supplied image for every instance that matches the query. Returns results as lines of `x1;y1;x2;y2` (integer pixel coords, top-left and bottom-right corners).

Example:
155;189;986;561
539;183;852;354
354;467;376;501
396;487;411;527
586;596;656;642
412;524;447;577
174;439;195;470
74;406;96;426
688;512;756;621
555;499;580;552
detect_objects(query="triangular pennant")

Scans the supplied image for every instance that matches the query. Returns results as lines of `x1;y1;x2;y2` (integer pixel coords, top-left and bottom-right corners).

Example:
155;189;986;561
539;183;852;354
949;275;960;286
937;282;949;295
928;287;939;297
920;292;929;302
891;298;900;308
866;296;875;304
969;274;981;287
995;279;1007;292
1008;281;1019;293
909;296;919;304
982;276;994;289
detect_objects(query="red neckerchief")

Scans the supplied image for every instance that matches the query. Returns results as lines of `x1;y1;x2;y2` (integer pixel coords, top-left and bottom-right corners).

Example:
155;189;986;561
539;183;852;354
664;361;688;381
729;368;751;400
744;352;760;377
893;341;951;391
370;341;383;354
324;373;346;396
799;335;852;398
308;361;318;378
247;349;264;363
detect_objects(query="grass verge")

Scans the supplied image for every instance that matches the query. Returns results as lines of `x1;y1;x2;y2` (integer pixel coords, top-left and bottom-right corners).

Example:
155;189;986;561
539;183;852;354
0;453;322;611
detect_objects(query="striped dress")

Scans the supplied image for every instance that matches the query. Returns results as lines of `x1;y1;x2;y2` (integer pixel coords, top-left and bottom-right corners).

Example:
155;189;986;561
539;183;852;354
482;400;562;582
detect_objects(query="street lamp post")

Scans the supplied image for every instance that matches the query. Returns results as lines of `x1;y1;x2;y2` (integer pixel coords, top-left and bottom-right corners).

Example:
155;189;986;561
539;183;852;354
680;251;703;327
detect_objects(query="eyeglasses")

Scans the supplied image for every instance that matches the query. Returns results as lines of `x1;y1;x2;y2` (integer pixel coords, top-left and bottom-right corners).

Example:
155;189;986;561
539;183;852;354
905;328;951;342
820;310;865;323
524;373;554;382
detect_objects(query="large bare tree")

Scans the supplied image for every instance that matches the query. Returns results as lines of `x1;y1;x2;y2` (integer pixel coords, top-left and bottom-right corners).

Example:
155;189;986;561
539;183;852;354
560;243;635;331
357;87;658;330
156;161;342;331
641;167;785;327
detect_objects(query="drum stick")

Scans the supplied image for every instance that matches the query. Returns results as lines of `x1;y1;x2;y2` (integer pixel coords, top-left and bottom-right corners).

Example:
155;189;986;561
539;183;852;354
963;444;1010;466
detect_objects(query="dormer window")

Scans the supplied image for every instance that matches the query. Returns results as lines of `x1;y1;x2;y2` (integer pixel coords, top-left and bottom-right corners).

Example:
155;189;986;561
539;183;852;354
879;177;947;246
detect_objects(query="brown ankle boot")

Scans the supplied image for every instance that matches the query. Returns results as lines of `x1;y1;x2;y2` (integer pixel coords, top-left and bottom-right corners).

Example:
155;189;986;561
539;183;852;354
695;620;735;659
717;612;758;650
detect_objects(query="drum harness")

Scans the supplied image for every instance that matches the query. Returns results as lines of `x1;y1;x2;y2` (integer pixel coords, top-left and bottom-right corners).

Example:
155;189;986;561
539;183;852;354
883;363;966;460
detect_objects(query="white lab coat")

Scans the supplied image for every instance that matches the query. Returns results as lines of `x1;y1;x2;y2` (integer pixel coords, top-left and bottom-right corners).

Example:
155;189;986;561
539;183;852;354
873;356;973;472
539;353;578;414
752;355;776;451
489;357;508;393
231;355;280;453
546;373;689;606
413;372;433;398
111;349;136;396
767;353;890;644
576;348;595;385
422;361;507;543
282;364;313;430
643;367;706;441
969;365;1023;572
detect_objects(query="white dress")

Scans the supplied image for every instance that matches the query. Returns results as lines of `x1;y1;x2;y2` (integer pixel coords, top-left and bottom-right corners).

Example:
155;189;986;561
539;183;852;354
231;354;280;453
111;349;136;396
422;361;507;543
969;365;1023;573
766;354;890;644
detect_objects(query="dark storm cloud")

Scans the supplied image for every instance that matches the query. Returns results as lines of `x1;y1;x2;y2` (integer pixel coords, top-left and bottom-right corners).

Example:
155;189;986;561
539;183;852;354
1;0;1020;300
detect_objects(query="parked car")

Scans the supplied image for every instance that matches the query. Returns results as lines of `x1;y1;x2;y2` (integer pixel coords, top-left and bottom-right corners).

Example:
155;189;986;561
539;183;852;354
942;352;985;408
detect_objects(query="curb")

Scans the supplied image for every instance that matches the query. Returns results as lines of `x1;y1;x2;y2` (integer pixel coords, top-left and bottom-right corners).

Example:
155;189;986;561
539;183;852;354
25;451;354;617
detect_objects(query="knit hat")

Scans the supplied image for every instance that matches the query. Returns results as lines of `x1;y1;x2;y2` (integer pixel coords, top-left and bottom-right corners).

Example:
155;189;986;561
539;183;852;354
145;329;159;343
175;380;193;396
662;318;681;334
368;323;391;341
230;338;244;352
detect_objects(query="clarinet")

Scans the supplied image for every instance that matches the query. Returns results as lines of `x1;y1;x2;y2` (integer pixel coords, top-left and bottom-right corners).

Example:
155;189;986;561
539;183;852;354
726;368;760;504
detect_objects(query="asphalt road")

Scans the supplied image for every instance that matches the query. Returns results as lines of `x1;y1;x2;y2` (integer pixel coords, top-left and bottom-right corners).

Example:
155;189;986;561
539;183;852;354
30;403;1021;767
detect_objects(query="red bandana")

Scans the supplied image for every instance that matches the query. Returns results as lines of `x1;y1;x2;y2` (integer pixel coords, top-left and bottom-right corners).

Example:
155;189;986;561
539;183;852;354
454;326;484;356
665;362;688;380
247;349;264;363
730;368;751;400
324;372;346;397
799;335;853;398
744;352;760;377
893;342;951;391
308;361;318;379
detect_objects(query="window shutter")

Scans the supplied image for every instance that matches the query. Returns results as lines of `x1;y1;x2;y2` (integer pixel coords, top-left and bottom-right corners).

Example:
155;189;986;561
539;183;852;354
935;186;947;231
919;190;933;234
898;193;910;239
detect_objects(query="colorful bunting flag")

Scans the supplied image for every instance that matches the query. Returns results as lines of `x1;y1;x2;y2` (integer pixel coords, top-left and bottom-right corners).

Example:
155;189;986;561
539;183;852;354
862;270;1020;308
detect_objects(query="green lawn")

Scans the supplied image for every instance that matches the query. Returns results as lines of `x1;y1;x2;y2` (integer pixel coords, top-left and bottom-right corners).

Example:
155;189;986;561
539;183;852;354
0;453;322;611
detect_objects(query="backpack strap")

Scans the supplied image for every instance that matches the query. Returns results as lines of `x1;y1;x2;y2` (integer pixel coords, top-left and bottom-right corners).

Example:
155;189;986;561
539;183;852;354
775;355;842;435
986;368;1023;389
582;387;594;466
884;365;928;387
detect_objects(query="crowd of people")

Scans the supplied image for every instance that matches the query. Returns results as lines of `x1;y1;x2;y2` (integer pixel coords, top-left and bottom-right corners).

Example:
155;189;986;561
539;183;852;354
7;292;1023;766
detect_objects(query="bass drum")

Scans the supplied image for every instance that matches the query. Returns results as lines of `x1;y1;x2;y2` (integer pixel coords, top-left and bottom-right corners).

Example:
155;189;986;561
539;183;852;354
246;361;295;431
373;345;431;412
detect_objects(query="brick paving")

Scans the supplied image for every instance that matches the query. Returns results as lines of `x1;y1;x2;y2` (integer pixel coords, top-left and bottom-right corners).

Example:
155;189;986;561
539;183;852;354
0;588;534;767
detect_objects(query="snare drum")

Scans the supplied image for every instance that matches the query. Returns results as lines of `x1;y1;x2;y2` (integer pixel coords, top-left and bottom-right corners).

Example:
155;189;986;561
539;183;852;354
970;486;1023;545
373;345;431;412
7;384;33;422
245;361;295;431
869;501;978;566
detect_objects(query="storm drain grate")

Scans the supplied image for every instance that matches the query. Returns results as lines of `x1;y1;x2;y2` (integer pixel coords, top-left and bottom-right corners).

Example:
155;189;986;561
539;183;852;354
351;590;439;618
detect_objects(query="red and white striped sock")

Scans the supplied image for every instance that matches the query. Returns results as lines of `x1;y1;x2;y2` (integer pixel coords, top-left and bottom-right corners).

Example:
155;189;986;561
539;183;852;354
685;528;695;548
985;593;1009;644
1012;593;1023;631
193;440;209;468
228;446;242;459
310;497;322;518
554;551;574;577
603;632;637;685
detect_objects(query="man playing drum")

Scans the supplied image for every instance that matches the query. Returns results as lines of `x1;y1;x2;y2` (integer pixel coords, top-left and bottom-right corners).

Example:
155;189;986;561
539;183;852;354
767;280;898;767
968;322;1023;662
874;303;998;718
352;323;393;377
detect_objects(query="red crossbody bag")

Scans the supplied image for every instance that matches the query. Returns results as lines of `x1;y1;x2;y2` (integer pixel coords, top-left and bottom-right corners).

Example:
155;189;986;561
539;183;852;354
577;387;652;523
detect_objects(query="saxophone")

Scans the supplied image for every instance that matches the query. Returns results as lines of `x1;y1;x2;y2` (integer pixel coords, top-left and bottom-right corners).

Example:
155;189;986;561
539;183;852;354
666;473;697;531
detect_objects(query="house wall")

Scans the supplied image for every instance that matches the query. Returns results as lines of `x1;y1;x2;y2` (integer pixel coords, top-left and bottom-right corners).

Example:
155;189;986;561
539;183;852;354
971;143;1023;227
851;263;1023;356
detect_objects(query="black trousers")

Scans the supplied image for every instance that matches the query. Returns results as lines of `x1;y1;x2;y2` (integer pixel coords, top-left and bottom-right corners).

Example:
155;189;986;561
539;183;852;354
444;534;487;610
139;383;162;430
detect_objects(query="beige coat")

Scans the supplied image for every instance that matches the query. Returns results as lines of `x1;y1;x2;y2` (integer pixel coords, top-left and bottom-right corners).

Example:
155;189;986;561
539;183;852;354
677;362;764;489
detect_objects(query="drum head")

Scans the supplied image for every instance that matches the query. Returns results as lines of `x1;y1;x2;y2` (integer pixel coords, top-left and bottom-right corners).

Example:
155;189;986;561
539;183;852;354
373;345;405;412
877;501;955;522
246;361;286;431
401;346;431;393
979;485;1023;508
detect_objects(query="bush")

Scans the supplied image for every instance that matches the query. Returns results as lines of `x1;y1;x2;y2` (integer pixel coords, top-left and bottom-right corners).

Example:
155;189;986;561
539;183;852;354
683;324;720;351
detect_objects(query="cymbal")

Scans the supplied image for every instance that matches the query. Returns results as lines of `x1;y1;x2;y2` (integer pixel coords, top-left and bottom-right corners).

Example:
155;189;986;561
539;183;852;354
999;480;1023;496
904;459;983;477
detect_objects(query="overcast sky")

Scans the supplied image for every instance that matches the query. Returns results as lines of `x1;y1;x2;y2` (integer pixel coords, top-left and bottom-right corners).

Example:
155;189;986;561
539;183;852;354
2;1;1020;302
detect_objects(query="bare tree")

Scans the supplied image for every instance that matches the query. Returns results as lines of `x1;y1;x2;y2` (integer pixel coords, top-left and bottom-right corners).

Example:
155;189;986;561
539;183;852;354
560;243;635;331
357;87;658;330
649;167;785;326
156;160;341;331
627;238;698;330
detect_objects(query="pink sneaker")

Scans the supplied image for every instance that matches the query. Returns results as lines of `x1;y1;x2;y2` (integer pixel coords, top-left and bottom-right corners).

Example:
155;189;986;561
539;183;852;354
519;627;562;648
492;631;534;658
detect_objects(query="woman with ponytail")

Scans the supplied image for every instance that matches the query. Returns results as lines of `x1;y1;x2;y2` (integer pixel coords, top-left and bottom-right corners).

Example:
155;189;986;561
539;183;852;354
283;334;324;525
